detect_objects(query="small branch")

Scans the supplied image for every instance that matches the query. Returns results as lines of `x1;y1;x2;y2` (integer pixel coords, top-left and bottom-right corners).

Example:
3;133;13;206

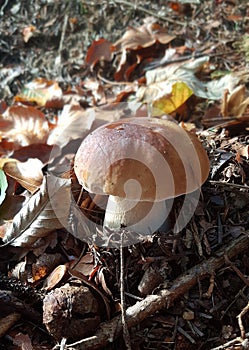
211;333;249;350
120;231;132;349
65;232;249;349
113;0;185;26
237;302;249;339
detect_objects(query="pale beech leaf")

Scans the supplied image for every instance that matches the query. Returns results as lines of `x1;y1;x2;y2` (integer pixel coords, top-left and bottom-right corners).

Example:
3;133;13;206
3;158;43;193
2;175;71;247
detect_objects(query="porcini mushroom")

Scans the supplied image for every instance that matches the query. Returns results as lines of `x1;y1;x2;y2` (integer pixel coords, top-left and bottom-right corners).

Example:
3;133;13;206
74;117;209;243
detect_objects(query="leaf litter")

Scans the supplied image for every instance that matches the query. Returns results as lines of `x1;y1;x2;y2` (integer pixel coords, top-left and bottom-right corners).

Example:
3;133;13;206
0;0;249;349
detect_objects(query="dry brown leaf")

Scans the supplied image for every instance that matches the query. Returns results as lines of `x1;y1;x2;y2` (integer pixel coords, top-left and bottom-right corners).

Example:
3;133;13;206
13;332;34;350
1;105;49;147
0;195;25;220
11;143;55;164
114;18;175;51
221;85;249;118
70;252;95;277
85;38;114;67
22;25;37;43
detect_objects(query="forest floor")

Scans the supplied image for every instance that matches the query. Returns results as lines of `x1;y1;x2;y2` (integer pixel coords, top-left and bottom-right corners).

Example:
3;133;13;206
0;1;249;349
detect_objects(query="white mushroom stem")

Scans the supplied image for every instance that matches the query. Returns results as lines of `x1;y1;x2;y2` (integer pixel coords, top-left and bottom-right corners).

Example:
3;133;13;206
104;195;170;235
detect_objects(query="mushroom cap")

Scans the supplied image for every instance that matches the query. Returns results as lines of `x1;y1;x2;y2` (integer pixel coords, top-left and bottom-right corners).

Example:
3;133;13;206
74;117;209;201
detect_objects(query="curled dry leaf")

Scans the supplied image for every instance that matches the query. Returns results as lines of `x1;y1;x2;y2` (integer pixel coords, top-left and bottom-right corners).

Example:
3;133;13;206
3;158;43;193
136;56;241;115
1;105;49;147
2;175;71;247
221;85;249;118
114;18;175;51
85;38;114;68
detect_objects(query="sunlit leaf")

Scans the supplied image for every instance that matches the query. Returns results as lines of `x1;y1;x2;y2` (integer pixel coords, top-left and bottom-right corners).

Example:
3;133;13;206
114;18;175;51
1;105;49;147
0;169;8;205
15;78;62;106
22;25;36;43
221;85;249;118
47;104;96;147
3;158;43;193
137;57;241;107
152;81;193;115
2;175;71;247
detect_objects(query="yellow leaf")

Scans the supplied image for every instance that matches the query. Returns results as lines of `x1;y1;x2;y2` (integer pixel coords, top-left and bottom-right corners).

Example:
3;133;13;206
152;81;193;116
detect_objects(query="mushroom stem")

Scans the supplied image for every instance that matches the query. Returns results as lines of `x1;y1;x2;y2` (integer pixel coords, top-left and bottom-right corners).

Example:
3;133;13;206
104;195;170;235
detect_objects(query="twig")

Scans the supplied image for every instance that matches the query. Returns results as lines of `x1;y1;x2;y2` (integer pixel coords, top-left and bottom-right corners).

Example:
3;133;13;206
237;302;249;339
211;333;249;350
120;230;132;350
65;232;249;349
112;0;185;26
55;14;69;77
224;255;249;287
209;180;249;191
177;325;196;344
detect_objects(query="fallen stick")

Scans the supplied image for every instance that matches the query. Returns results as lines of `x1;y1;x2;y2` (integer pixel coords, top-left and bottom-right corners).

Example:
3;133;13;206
65;232;249;350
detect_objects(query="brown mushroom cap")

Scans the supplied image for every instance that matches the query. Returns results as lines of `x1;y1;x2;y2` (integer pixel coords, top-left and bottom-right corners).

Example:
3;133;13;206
74;117;209;201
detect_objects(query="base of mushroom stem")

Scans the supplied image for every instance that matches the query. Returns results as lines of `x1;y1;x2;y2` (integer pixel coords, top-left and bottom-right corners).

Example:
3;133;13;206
103;195;172;236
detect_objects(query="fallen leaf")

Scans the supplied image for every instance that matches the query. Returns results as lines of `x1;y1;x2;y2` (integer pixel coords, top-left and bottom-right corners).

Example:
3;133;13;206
2;175;71;247
47;104;95;147
13;332;34;350
221;85;249;118
0;195;26;220
15;78;62;107
152;81;193;115
11;144;56;163
0;169;8;205
85;38;114;67
3;158;43;193
136;57;241;112
114;18;175;51
1;105;49;147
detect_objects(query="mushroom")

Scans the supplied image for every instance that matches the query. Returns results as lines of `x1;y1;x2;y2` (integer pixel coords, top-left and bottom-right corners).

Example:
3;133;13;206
74;117;209;243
